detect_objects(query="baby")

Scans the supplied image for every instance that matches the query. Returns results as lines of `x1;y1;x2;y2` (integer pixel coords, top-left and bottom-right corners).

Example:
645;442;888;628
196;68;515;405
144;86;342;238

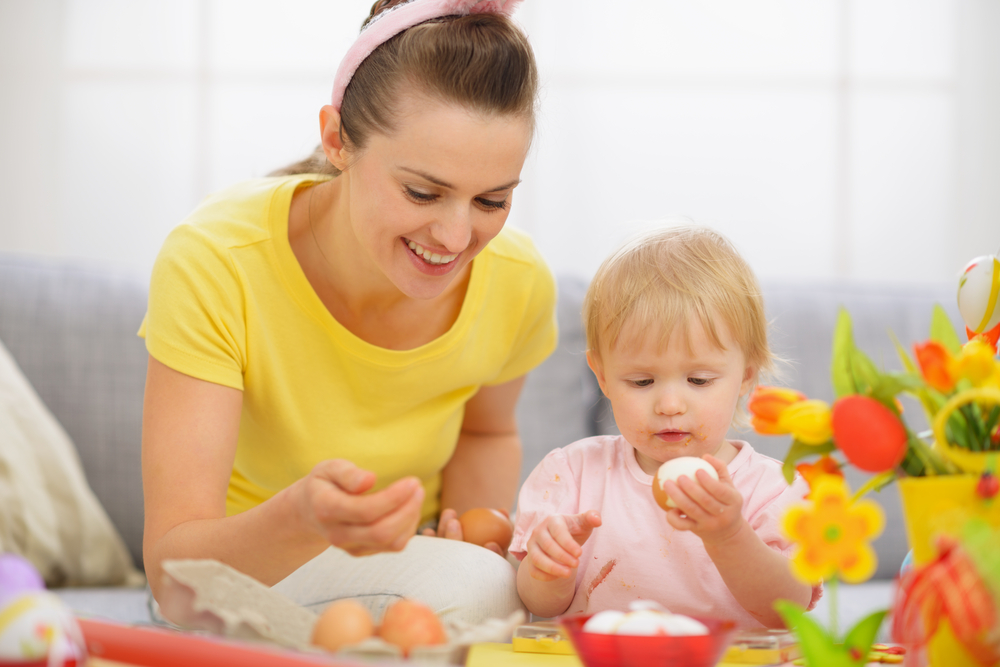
511;226;819;628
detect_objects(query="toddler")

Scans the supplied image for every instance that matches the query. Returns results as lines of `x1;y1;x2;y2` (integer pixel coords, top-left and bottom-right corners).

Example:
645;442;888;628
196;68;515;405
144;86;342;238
511;226;820;628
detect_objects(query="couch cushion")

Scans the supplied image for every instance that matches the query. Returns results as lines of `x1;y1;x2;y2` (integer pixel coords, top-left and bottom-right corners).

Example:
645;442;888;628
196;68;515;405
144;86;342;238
0;253;148;568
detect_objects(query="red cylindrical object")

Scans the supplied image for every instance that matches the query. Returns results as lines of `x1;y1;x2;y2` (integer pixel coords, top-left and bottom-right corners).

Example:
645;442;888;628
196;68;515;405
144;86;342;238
78;618;362;667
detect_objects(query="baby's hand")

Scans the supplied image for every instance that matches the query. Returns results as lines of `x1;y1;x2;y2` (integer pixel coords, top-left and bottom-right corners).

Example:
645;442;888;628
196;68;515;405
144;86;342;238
525;511;602;582
661;455;745;545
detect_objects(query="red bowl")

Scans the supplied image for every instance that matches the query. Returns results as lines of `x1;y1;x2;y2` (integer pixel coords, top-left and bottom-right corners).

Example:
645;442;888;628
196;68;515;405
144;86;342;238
559;614;737;667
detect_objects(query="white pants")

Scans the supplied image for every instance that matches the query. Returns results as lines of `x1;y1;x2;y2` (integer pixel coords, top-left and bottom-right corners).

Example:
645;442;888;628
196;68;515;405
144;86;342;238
270;536;526;625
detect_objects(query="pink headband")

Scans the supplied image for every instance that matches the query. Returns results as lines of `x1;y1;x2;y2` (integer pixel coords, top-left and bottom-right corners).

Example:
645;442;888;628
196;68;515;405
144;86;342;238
331;0;525;110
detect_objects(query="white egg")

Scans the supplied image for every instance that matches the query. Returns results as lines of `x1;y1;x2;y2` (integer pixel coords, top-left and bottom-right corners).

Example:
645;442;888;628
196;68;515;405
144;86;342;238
656;614;709;636
653;457;719;509
582;610;626;634
627;600;670;613
614;610;677;636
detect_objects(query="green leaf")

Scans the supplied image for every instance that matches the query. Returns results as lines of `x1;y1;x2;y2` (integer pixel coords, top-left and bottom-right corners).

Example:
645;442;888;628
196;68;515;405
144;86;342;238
831;310;857;398
782;439;837;484
930;304;962;354
831;308;885;398
774;600;836;653
868;372;923;410
888;329;918;374
843;609;888;662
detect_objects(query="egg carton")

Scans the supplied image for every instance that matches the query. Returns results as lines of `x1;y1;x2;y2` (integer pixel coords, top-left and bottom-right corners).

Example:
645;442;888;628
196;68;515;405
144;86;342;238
159;558;524;665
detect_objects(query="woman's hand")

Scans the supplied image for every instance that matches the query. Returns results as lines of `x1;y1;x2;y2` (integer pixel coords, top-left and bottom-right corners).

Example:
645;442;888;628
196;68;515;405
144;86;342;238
298;459;425;557
523;510;602;582
660;454;745;545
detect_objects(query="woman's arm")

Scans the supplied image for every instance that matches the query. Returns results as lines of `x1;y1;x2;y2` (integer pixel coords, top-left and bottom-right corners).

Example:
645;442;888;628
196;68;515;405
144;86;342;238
438;376;526;516
141;356;426;599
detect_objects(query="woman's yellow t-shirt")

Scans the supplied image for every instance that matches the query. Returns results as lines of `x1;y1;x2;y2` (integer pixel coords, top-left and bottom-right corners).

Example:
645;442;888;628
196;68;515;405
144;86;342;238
139;175;557;522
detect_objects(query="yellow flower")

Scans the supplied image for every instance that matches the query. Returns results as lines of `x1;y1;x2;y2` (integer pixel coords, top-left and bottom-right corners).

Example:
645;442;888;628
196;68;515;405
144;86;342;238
950;339;1000;387
782;476;884;584
777;399;833;445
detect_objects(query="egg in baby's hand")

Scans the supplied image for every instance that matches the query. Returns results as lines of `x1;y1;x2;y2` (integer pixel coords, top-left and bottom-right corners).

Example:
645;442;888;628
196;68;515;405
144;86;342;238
311;599;375;653
652;457;719;510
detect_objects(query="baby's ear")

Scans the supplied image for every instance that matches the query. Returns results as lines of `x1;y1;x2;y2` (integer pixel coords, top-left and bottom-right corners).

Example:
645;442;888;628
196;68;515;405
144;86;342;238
586;350;609;397
740;365;757;396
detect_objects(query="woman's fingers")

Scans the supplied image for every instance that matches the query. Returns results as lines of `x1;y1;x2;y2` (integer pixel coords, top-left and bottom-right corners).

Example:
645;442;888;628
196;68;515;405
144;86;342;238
314;459;377;495
303;459;426;555
326;483;425;555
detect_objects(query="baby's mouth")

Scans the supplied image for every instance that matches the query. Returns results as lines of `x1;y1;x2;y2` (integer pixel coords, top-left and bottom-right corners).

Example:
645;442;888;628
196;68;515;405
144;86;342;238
405;239;458;266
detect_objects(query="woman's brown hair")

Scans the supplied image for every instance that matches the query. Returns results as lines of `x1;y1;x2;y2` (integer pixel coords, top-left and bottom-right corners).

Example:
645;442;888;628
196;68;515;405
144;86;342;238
271;2;538;177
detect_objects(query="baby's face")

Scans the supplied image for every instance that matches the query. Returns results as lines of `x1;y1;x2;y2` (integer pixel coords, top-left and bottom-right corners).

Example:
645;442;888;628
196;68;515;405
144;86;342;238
587;318;754;475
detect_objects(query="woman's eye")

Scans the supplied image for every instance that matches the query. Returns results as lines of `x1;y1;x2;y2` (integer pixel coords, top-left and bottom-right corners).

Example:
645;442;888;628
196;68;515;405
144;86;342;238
631;379;654;388
689;377;711;386
476;197;509;212
405;187;437;203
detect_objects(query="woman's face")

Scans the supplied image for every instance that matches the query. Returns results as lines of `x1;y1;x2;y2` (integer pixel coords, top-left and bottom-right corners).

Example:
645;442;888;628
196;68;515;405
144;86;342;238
336;93;533;301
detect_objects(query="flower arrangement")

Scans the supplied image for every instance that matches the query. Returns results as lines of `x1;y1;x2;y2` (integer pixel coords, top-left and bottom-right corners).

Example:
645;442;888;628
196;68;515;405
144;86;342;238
751;252;1000;666
748;306;999;493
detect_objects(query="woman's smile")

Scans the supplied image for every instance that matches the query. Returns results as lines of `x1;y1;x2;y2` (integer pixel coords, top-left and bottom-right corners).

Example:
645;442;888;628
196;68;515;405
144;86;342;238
404;238;460;266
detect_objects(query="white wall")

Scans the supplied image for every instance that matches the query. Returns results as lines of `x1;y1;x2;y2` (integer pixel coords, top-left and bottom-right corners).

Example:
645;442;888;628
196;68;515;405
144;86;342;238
1;0;998;286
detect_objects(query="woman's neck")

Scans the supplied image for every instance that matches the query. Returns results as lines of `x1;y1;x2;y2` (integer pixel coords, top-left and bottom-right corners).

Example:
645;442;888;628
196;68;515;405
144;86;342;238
288;178;471;350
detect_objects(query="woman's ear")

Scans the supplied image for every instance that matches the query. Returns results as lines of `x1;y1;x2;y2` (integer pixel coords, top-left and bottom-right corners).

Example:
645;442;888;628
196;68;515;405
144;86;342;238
586;350;610;397
319;105;350;171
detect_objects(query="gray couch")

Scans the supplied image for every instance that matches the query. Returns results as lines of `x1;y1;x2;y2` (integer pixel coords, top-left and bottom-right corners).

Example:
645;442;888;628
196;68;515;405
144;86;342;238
0;251;963;633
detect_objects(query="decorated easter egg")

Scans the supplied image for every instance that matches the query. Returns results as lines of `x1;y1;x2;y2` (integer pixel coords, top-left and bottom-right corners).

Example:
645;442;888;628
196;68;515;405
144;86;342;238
0;554;45;608
957;255;1000;345
0;590;86;666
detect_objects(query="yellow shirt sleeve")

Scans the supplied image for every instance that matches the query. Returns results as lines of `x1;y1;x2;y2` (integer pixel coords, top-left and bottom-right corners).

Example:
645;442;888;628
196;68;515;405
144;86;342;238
139;223;247;390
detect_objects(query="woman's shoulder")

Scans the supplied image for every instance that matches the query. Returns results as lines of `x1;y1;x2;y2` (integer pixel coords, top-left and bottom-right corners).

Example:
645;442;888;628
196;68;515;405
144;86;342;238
167;175;316;252
483;226;548;270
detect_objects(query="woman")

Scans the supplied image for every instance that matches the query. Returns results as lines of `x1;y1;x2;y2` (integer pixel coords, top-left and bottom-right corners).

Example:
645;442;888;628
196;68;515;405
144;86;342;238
140;0;553;624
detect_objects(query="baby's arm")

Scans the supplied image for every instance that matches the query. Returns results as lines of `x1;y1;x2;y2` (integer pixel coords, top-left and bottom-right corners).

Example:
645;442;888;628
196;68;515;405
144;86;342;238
661;455;812;627
516;511;602;618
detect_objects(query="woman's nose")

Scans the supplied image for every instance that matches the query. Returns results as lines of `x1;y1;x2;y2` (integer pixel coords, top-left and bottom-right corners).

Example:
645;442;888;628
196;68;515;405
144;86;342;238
430;204;473;254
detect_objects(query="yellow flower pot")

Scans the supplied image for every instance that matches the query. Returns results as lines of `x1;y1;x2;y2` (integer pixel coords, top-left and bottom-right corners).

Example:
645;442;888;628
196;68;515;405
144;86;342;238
898;475;1000;667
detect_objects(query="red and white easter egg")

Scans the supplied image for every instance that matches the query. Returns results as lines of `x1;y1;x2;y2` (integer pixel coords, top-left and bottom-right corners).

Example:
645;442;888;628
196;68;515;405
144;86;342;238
957;255;1000;345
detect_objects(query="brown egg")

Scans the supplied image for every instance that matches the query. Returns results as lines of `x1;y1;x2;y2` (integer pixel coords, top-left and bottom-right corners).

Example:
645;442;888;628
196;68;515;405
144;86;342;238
458;507;513;551
377;598;448;656
311;599;375;653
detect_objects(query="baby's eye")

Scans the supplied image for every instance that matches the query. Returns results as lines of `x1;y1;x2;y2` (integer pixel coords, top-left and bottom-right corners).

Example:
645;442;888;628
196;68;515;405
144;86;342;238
630;379;654;388
688;377;712;386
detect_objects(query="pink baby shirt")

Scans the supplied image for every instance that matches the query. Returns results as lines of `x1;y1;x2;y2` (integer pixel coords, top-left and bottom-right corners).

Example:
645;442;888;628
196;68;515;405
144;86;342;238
510;436;820;627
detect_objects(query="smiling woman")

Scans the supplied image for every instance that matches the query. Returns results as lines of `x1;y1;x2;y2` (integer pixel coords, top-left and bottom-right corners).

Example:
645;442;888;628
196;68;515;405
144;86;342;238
138;0;552;627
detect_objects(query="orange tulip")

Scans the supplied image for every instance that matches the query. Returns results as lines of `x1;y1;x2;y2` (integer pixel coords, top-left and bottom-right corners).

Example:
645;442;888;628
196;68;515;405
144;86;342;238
748;386;807;435
913;340;956;393
796;455;844;498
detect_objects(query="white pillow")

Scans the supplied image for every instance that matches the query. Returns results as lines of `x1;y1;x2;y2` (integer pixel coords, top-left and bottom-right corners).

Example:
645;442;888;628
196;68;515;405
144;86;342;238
0;335;144;587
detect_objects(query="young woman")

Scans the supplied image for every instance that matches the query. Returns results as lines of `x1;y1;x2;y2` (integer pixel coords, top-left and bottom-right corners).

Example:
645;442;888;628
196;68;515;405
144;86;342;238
141;0;552;624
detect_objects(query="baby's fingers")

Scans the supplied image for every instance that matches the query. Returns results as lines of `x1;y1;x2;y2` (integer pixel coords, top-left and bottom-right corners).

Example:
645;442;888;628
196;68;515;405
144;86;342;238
528;547;574;580
533;526;580;569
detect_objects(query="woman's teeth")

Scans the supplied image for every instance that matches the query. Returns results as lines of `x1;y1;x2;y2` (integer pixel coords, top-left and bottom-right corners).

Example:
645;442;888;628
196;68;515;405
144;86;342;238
407;240;457;265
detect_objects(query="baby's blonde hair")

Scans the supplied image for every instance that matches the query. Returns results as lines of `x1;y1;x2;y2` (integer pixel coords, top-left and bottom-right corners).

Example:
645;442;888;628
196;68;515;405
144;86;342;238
583;225;774;387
